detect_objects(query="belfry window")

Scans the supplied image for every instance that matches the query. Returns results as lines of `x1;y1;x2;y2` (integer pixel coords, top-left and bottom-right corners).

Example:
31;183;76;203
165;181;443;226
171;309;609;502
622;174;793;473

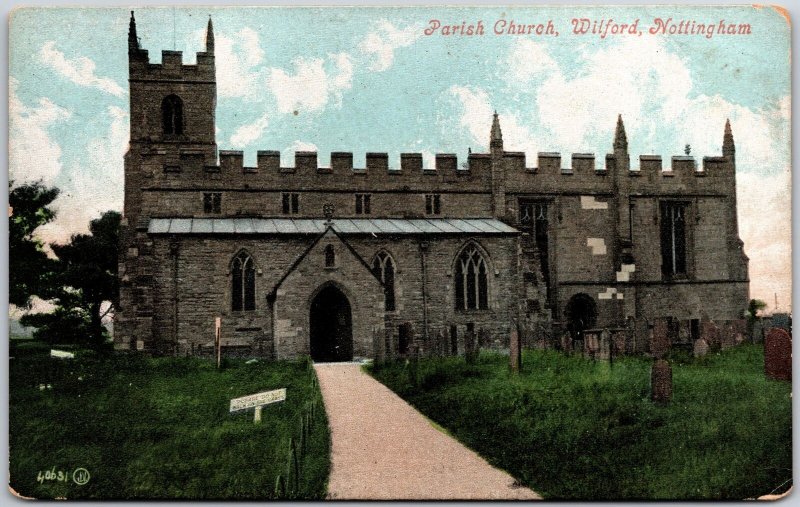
455;244;489;310
660;201;688;278
371;251;396;311
231;251;255;311
355;194;371;215
282;193;299;214
425;194;441;215
161;95;184;135
203;192;221;214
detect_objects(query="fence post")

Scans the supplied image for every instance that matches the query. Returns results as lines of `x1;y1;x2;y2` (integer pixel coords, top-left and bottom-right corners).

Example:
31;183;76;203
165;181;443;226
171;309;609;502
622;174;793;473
274;474;285;498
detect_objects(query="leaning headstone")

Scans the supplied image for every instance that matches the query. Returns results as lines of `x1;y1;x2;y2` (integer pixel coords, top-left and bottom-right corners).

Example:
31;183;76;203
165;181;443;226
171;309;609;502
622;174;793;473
765;328;791;381
693;338;709;358
651;318;671;359
651;359;673;403
50;349;75;359
509;322;521;372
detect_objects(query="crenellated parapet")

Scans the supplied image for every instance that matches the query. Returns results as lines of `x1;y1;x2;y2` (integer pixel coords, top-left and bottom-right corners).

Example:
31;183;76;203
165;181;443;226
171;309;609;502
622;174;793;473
209;150;484;177
129;49;216;81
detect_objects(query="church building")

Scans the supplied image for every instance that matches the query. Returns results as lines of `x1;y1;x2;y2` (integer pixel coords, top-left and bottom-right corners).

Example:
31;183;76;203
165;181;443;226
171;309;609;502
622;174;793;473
115;14;749;359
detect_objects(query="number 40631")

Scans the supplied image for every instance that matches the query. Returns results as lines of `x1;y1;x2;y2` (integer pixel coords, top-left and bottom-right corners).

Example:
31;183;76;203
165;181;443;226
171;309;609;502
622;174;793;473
37;467;69;484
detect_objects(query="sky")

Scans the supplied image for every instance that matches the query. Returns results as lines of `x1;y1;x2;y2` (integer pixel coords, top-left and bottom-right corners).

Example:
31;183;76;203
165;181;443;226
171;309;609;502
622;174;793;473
8;5;791;312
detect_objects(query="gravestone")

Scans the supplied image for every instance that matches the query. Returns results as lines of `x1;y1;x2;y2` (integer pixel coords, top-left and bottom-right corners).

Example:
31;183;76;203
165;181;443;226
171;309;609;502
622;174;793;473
732;319;747;345
509;322;521;372
771;313;791;331
701;319;721;349
765;328;791;381
752;320;765;344
693;338;709;358
719;321;737;350
479;328;491;349
651;318;671;359
612;329;627;356
651;359;672;403
597;329;611;361
584;331;600;359
464;329;478;364
560;332;573;353
435;330;446;356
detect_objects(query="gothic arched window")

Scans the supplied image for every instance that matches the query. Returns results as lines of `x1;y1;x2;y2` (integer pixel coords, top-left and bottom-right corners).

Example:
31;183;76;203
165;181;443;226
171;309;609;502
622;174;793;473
371;251;396;311
455;244;489;310
161;95;184;135
232;251;255;311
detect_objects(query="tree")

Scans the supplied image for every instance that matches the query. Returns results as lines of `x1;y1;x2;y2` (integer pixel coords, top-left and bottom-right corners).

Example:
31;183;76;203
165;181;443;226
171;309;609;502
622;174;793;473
21;211;120;349
746;299;767;320
9;180;60;307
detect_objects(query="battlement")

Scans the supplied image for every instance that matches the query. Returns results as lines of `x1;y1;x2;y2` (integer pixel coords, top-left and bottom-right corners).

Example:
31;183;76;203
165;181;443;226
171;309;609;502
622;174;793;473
129;48;215;81
201;146;734;187
211;151;485;176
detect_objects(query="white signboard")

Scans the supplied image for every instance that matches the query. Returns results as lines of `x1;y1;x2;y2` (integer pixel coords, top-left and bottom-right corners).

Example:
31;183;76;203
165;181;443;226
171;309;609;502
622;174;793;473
50;349;75;359
229;388;286;413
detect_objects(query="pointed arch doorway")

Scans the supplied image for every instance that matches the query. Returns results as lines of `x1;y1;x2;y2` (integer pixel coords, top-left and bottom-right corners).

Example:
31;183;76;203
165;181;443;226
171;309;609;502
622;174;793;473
310;285;353;362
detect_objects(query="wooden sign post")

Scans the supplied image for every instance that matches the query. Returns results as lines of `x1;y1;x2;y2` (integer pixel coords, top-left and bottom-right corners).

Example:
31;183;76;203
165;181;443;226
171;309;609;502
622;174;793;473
230;388;287;424
215;317;221;369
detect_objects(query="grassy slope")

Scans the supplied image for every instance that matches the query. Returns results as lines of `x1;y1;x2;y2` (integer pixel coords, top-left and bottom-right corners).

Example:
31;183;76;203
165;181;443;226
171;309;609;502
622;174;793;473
9;351;330;500
368;345;791;500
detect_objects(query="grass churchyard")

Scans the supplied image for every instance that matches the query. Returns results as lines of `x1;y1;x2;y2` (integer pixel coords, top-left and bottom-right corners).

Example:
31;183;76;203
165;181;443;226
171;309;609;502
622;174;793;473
367;344;791;500
9;346;330;500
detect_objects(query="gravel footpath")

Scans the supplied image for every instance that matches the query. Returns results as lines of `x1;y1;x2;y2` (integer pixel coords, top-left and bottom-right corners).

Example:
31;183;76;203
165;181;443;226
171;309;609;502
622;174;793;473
314;362;541;500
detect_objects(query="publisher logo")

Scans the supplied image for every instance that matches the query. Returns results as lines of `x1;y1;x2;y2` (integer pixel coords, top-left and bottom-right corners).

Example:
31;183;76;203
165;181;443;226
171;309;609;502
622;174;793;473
72;468;90;486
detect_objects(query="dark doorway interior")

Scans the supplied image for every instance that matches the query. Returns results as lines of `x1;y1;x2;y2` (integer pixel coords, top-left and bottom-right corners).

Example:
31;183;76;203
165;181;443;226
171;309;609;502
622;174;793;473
310;285;353;362
398;323;411;355
565;293;598;343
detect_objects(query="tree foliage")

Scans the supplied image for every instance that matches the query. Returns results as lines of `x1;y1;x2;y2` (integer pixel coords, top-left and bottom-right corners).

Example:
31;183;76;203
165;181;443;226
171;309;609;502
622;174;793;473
746;299;767;321
19;210;121;349
50;211;121;345
9;180;60;307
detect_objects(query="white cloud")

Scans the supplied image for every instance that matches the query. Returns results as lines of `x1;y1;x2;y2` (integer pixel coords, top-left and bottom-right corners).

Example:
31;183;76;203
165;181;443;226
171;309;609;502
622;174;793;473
268;53;353;114
448;85;543;160
190;28;353;114
201;27;268;100
9;78;71;185
359;20;421;72
38;106;128;245
230;113;269;148
39;41;125;97
504;39;558;83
